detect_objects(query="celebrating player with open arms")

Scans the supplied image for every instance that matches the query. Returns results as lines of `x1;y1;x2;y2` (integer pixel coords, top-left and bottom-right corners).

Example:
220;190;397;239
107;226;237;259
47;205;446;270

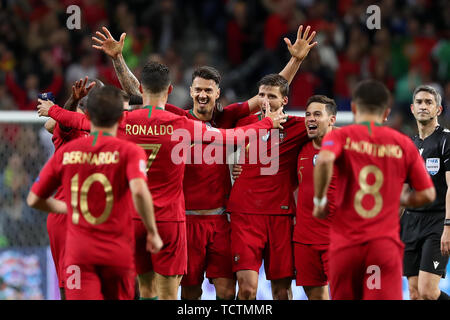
43;77;95;300
37;61;287;300
28;86;163;300
313;80;436;300
90;24;317;300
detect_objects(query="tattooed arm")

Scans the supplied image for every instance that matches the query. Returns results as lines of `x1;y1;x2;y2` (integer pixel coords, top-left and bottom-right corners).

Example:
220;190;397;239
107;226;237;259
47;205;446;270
92;26;141;97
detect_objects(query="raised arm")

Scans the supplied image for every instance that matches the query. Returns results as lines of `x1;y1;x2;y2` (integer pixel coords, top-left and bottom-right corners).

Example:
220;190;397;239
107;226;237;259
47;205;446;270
38;100;91;132
247;25;318;112
92;27;141;96
44;77;95;133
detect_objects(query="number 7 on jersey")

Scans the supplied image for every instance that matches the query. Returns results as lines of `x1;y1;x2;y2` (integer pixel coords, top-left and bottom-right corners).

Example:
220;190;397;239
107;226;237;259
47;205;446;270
138;144;162;172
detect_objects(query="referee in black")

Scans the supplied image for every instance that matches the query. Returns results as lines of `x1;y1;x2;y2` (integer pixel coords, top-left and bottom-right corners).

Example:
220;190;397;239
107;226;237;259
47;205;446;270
401;85;450;300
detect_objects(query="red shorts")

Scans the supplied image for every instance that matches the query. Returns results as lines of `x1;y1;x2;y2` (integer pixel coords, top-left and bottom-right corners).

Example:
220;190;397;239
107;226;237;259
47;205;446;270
181;214;234;286
64;264;135;300
230;212;294;280
47;213;67;288
329;238;403;300
134;219;187;276
294;242;329;287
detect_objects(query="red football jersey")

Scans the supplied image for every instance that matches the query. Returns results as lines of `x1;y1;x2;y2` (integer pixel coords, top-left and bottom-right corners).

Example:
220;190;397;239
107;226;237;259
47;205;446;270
165;102;250;210
227;114;309;215
31;132;148;268
48;104;274;221
321;122;434;251
293;141;336;245
52;123;89;200
118;106;272;221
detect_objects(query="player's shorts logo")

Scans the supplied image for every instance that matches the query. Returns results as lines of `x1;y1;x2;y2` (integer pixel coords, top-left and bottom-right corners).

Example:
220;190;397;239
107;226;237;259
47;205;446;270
426;158;440;175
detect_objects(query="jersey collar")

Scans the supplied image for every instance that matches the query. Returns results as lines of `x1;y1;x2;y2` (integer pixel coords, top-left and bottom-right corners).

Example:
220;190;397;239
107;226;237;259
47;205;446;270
90;131;112;146
143;105;164;118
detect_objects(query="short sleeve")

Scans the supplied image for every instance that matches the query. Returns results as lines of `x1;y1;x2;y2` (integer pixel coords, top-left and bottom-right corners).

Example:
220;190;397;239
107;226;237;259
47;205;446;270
31;153;61;198
441;134;450;172
165;104;189;117
126;144;148;181
406;139;434;191
321;129;345;159
221;101;250;124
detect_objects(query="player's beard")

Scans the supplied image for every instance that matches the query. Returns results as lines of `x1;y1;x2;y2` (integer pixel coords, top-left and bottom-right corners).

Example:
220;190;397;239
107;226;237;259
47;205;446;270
196;97;213;115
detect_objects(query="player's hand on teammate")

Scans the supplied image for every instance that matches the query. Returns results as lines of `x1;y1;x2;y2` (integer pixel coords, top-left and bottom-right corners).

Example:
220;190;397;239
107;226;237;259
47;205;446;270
232;164;243;180
37;99;55;117
312;203;328;219
284;25;318;61
263;99;288;129
92;26;125;59
72;76;96;102
146;232;163;254
441;227;450;256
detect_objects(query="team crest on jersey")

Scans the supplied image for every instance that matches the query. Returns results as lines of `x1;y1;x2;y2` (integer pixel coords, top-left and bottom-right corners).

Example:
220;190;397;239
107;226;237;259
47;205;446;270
279;131;286;142
261;131;270;141
426;158;440;175
313;154;318;166
234;254;240;263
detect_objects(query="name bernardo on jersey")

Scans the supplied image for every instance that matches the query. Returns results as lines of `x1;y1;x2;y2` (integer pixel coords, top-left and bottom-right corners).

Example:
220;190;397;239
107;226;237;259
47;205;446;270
62;151;120;165
344;137;403;159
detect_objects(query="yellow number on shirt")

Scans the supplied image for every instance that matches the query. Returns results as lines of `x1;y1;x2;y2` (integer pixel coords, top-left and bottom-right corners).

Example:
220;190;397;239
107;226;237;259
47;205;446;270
70;173;114;225
354;165;384;218
138;144;161;172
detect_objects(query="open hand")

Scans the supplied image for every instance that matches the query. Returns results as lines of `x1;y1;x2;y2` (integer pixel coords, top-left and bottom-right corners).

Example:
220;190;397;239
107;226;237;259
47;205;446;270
72;76;96;101
92;26;126;59
284;25;318;61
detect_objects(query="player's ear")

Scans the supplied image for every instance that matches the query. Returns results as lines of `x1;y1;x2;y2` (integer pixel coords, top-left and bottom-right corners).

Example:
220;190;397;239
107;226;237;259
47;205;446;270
351;102;357;116
383;108;391;123
329;115;337;126
437;105;443;117
410;104;415;115
282;96;288;106
167;84;173;95
216;87;220;99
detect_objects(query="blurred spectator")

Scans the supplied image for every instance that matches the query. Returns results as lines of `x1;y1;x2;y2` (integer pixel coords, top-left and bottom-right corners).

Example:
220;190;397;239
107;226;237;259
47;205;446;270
226;0;259;66
141;0;184;55
5;72;63;111
65;51;98;86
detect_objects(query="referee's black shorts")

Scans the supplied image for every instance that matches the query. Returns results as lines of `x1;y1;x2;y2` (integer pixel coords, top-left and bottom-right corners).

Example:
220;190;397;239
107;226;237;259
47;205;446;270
400;210;449;278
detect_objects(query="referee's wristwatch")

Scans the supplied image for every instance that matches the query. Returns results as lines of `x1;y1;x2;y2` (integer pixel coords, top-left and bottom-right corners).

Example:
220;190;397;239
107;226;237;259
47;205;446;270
444;219;450;226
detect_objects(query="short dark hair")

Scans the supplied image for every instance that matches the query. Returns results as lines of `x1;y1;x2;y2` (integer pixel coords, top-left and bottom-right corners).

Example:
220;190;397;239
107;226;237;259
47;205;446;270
191;66;221;85
257;74;289;97
352;79;390;114
412;85;442;106
86;85;123;127
141;61;171;94
306;95;337;115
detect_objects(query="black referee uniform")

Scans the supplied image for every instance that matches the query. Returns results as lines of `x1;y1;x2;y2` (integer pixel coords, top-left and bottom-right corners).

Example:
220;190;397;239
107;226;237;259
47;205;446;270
401;125;450;277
